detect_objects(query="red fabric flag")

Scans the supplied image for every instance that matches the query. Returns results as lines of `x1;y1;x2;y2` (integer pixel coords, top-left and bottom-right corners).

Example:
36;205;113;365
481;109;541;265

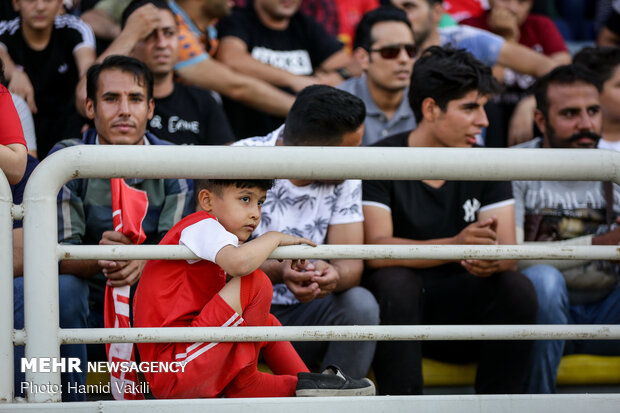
104;178;148;400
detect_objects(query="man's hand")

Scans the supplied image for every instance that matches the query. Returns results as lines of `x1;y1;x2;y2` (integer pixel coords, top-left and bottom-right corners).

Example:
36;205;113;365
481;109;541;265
452;217;498;245
461;259;501;278
9;70;37;113
488;7;520;41
312;260;340;298
281;259;320;303
98;230;145;287
593;217;620;246
122;3;162;42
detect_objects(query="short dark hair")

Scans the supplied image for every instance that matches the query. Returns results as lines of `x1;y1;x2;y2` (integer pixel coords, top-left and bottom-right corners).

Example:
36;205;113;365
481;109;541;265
86;55;154;105
193;179;274;205
121;0;174;29
282;85;365;146
408;46;501;123
573;46;620;85
533;64;602;118
353;5;413;50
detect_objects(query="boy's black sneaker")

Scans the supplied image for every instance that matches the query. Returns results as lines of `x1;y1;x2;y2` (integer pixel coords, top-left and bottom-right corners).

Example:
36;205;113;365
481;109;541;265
295;365;376;397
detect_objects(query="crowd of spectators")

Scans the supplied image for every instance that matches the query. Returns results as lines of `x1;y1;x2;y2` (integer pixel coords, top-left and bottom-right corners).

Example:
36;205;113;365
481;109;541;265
2;0;620;401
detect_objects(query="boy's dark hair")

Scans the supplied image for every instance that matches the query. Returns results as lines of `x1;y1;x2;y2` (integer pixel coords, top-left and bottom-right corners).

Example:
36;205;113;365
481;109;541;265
353;5;412;50
282;85;365;146
573;46;620;85
193;179;274;204
532;64;602;118
408;46;501;123
86;55;154;106
121;0;174;29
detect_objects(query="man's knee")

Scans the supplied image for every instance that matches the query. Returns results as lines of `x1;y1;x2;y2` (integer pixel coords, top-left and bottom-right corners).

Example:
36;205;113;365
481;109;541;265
523;265;569;322
334;286;380;325
364;266;422;319
58;274;89;328
494;270;539;323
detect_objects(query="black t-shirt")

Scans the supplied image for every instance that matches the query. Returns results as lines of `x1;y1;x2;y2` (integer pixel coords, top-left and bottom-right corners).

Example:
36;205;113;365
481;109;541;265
362;133;513;270
0;15;94;158
217;5;343;138
150;82;235;145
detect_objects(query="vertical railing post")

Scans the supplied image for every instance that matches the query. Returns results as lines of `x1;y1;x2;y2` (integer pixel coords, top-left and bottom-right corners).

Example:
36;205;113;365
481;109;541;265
22;163;63;403
0;172;14;402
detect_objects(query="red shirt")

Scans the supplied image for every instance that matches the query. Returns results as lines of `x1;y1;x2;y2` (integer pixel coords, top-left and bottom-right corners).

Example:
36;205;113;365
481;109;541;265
462;12;567;56
0;84;27;147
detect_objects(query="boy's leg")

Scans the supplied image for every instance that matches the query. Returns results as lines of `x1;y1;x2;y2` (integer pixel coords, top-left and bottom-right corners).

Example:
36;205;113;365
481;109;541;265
224;271;299;397
261;314;309;375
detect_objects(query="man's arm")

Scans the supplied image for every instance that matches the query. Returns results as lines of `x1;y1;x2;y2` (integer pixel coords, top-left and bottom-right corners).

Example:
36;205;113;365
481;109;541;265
13;228;23;277
363;204;498;269
73;46;96;119
0;47;36;113
176;59;295;117
80;8;121;41
497;41;558;78
217;36;320;93
325;221;364;292
0;143;26;185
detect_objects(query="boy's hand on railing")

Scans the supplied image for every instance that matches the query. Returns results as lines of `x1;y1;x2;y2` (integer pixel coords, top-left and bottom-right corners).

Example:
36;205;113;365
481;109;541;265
275;232;317;247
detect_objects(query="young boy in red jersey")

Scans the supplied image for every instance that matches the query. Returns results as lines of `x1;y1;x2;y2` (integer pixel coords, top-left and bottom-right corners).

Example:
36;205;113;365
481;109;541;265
134;178;375;398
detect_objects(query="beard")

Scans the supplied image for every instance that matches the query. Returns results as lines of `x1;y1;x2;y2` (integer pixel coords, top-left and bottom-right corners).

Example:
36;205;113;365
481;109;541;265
545;121;602;149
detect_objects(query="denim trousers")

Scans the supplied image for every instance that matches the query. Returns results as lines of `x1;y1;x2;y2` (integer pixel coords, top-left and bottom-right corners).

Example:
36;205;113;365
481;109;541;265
523;264;620;393
13;274;89;401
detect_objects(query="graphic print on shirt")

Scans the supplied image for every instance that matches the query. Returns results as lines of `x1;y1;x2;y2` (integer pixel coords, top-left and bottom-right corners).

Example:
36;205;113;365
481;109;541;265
463;198;481;222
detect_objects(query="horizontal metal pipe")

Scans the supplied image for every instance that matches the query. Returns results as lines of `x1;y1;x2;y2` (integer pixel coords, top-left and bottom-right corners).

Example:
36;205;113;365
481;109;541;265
58;244;620;261
56;325;620;344
40;145;620;184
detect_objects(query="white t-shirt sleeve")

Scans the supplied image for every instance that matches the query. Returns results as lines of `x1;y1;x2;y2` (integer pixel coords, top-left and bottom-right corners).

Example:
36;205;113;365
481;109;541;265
179;218;239;263
330;179;364;225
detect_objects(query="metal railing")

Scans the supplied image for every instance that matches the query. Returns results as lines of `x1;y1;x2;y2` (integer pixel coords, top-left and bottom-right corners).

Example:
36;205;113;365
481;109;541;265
3;145;620;409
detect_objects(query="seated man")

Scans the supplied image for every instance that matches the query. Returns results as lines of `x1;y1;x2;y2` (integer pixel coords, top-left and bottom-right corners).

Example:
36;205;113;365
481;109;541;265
512;64;620;394
0;0;95;158
362;46;538;395
217;0;358;138
573;46;620;151
82;0;295;125
51;55;193;398
390;0;559;146
234;85;380;379
134;179;375;398
461;0;570;147
122;0;235;145
338;6;417;146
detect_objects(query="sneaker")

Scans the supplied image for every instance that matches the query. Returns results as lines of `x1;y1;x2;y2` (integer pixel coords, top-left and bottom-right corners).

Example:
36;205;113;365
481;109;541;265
295;365;376;397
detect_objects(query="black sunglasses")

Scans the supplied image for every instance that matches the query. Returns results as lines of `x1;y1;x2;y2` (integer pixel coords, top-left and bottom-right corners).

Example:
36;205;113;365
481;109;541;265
370;44;417;59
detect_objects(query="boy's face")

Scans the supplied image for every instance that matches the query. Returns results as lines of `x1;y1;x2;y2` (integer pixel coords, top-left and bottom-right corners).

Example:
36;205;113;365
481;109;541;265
14;0;62;31
198;186;267;242
430;89;489;147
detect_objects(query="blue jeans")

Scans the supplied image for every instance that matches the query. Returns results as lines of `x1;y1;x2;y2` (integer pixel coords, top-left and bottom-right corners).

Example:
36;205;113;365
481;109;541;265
13;274;89;401
523;265;620;393
271;286;380;379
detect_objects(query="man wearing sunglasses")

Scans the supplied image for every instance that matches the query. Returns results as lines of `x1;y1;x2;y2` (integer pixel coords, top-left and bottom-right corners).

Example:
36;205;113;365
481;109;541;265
338;6;417;146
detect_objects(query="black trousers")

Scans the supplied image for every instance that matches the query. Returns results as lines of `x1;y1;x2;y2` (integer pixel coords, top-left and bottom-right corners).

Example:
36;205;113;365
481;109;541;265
363;266;538;395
